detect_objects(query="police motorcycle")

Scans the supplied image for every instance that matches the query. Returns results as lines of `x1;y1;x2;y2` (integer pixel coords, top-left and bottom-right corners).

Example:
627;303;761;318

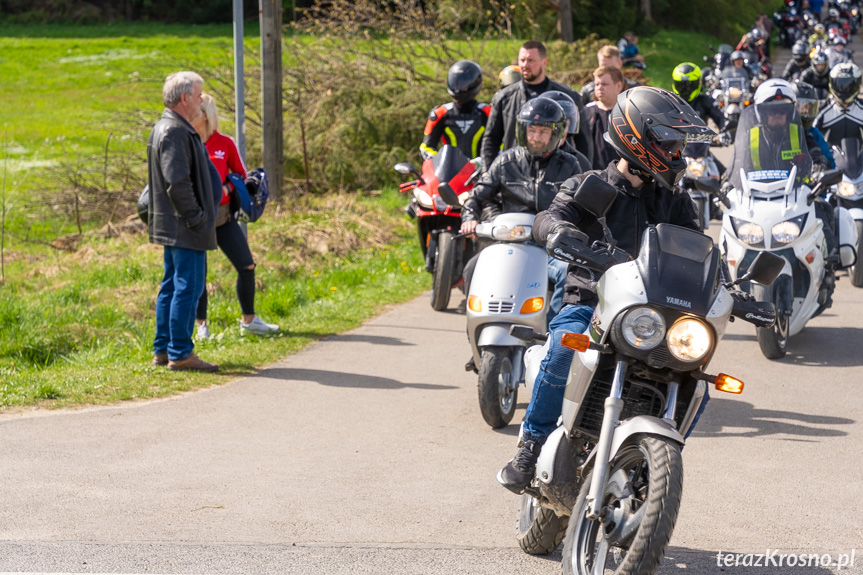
717;96;858;359
506;175;783;572
394;145;480;311
831;137;863;286
465;213;549;428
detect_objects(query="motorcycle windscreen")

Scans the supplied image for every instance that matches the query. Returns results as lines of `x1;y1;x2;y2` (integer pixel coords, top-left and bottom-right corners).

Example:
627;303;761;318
728;104;812;191
635;224;722;317
432;145;471;206
683;141;711;159
836;137;863;180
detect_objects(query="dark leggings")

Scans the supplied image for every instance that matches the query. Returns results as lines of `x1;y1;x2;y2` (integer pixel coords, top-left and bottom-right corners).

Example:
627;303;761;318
196;217;256;320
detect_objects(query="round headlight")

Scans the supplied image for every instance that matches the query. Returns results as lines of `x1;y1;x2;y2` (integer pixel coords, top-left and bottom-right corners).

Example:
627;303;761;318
772;220;801;244
621;307;666;350
413;189;434;209
729;87;742;99
735;220;765;245
837;181;857;197
687;159;705;178
667;318;713;362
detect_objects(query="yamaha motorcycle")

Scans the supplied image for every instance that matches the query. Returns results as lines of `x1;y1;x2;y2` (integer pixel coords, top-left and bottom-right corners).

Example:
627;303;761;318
508;176;783;573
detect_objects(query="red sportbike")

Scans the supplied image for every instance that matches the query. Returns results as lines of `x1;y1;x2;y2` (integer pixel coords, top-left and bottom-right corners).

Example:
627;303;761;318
394;145;480;311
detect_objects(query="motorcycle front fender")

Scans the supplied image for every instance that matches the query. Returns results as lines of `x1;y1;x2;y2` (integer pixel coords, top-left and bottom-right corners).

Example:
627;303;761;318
477;323;530;348
580;416;685;477
845;206;863;222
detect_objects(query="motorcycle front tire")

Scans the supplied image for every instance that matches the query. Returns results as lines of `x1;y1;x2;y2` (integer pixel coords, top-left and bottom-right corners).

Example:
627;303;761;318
430;231;456;311
477;346;517;428
517;493;568;555
753;282;789;359
562;435;683;575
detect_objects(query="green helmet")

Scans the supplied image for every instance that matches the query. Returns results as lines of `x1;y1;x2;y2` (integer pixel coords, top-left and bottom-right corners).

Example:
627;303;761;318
672;62;703;102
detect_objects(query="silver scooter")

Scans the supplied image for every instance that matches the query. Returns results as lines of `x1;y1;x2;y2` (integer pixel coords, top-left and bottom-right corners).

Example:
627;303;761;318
466;212;548;429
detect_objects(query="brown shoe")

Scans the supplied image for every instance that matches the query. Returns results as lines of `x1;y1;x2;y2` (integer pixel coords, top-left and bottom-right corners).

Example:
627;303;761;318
168;353;219;372
152;353;168;366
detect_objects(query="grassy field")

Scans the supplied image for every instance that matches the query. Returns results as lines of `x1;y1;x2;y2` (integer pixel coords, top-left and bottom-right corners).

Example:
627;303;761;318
0;23;727;410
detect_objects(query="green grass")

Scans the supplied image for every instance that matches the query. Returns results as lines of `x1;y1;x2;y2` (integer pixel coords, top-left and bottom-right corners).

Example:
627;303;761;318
639;29;729;91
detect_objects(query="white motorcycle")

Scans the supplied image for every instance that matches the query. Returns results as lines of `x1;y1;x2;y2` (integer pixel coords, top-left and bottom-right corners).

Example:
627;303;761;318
831;137;863;287
719;166;858;359
466;212;548;428
507;175;783;572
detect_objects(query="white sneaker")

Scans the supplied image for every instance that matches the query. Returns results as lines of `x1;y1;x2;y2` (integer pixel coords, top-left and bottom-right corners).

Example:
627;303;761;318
240;316;279;335
196;321;211;340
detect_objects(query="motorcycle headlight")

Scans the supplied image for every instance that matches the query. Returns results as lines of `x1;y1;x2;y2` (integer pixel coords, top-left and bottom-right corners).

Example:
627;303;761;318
621;306;666;350
687;159;706;178
491;224;531;241
413;188;434;209
771;215;806;245
666;318;713;363
837;181;858;197
731;217;765;246
729;87;742;99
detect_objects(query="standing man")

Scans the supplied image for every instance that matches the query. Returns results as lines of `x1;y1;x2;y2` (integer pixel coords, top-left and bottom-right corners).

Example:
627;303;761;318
481;41;593;170
584;66;624;170
148;71;219;372
579;45;641;103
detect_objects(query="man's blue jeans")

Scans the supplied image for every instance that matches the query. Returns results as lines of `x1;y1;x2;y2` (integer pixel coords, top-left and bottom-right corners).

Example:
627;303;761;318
523;303;595;443
154;246;206;361
547;256;569;325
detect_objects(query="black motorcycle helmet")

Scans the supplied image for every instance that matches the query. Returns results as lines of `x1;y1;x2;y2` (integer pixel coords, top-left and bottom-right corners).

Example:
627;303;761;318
447;60;483;105
812;51;830;77
515;97;567;158
542;90;580;135
791;40;810;64
829;62;863;106
604;87;714;190
792;80;820;127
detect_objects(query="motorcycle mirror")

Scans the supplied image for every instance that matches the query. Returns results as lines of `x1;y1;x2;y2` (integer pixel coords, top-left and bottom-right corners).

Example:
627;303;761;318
694;177;720;194
394;162;420;177
741;251;785;286
572;174;618;218
817;168;844;187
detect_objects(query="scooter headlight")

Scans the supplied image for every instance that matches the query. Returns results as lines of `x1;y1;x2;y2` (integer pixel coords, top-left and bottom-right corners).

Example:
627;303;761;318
413;188;434;209
666;318;713;363
621;307;666;350
491;225;531;241
837;181;858;197
458;191;470;205
731;217;765;246
771;215;806;245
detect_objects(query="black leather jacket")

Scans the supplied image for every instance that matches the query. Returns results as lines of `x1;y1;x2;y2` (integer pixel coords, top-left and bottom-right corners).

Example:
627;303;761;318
461;147;581;224
481;79;592;169
147;109;216;251
533;162;700;307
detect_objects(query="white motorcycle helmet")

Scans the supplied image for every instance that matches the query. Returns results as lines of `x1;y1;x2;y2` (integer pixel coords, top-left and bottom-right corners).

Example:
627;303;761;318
753;78;797;124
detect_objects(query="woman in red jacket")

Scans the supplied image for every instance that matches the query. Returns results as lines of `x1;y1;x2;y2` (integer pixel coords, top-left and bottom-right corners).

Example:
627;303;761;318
192;93;278;337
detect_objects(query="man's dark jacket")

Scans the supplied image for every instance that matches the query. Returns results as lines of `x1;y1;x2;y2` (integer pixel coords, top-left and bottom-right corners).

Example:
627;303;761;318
481;79;593;170
533;162;699;307
690;94;727;131
147;109;217;252
461;147;581;224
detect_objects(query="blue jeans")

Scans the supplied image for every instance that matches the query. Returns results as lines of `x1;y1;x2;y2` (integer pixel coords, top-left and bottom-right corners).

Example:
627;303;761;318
546;256;569;326
154;246;206;361
523;303;595;443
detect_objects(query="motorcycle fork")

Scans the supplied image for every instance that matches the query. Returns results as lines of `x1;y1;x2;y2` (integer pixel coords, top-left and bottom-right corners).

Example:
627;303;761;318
585;359;627;519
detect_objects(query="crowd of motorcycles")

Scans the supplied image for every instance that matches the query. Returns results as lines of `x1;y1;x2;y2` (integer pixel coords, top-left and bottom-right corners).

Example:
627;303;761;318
390;13;863;574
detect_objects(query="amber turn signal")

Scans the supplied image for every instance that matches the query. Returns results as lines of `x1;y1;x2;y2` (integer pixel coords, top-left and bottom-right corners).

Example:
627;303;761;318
468;295;482;312
715;373;744;394
520;297;544;314
561;332;591;352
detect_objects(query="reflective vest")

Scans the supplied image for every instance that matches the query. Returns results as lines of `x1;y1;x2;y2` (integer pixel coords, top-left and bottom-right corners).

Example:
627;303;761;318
749;123;801;170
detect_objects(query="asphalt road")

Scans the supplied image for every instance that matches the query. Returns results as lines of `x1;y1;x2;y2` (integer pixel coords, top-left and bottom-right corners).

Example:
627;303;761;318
1;43;862;575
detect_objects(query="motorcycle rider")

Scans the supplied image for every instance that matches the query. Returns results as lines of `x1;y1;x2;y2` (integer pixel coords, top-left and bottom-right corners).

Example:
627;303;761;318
543;90;592;173
794;80;835;168
781;40;812;81
481;41;592;171
809;23;828;47
420;60;490;162
498;65;521;89
813;62;863;146
721;50;753;83
827;36;853;69
672;63;729;133
496;87;710;494
460;97;583;335
801;50;831;99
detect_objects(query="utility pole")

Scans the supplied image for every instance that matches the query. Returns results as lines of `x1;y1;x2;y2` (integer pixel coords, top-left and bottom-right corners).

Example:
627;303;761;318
260;0;284;197
233;0;246;160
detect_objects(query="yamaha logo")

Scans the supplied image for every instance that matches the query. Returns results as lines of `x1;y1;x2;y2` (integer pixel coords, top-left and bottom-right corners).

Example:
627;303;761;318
666;296;692;308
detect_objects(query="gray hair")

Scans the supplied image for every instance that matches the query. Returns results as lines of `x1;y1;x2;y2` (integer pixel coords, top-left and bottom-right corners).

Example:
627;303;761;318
163;71;204;108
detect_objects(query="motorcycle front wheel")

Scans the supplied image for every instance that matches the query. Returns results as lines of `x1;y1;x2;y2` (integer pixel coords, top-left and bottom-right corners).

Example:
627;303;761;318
430;231;456;311
753;283;789;359
517;493;568;555
849;221;863;288
477;346;518;428
562;435;683;575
